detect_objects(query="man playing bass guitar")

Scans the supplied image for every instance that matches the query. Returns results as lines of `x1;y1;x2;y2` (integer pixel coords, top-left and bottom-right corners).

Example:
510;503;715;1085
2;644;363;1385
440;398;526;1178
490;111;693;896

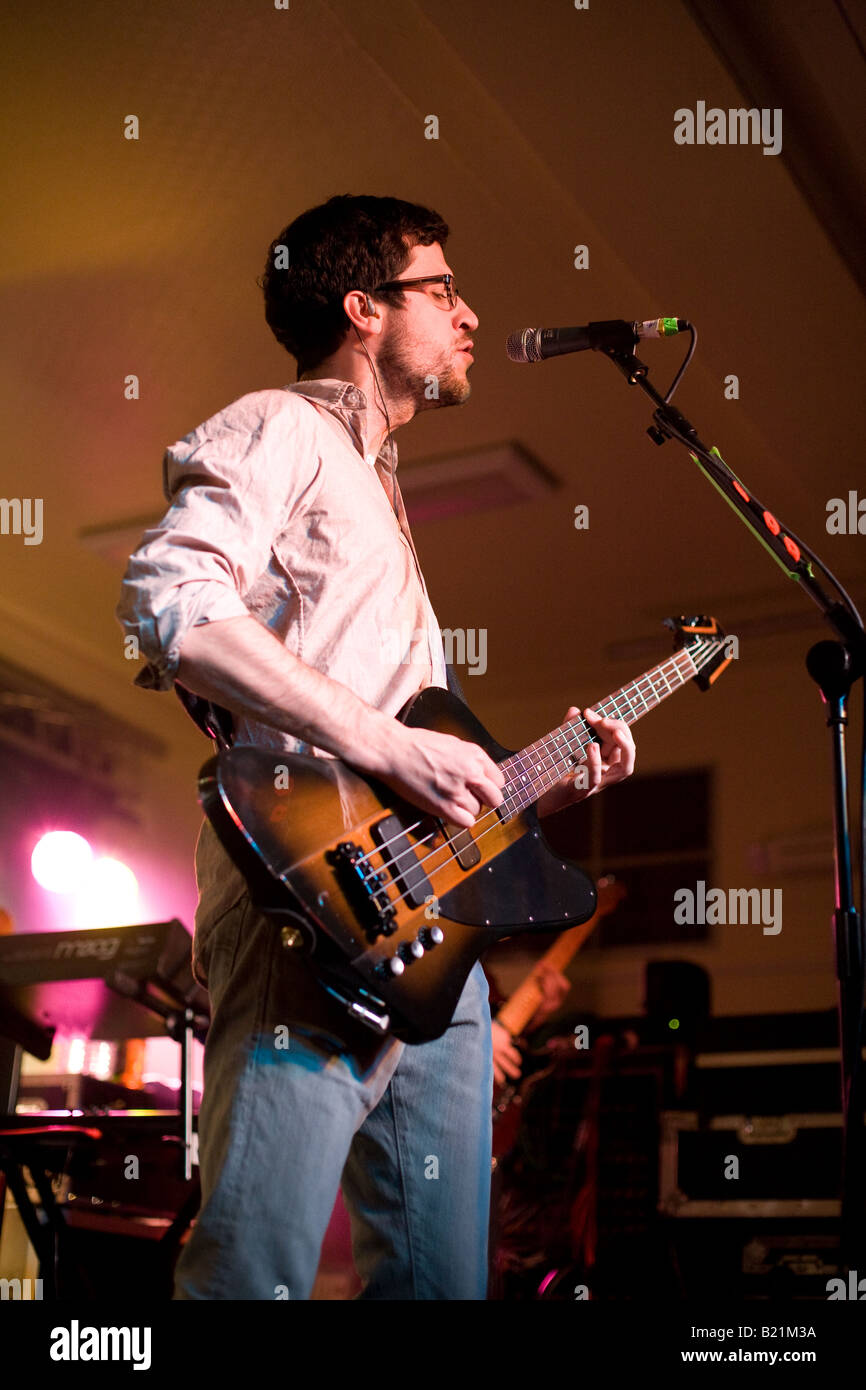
117;194;635;1301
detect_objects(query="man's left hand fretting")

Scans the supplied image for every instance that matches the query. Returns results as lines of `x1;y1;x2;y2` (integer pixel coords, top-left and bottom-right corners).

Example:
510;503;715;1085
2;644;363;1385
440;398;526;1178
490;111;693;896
536;706;635;818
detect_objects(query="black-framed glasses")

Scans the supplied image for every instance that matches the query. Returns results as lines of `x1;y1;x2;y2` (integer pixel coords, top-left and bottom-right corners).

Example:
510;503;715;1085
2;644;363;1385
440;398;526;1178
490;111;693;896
371;274;459;310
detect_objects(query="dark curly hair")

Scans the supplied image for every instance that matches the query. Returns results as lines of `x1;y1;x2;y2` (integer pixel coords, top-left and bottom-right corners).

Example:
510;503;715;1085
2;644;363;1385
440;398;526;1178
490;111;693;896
259;194;449;377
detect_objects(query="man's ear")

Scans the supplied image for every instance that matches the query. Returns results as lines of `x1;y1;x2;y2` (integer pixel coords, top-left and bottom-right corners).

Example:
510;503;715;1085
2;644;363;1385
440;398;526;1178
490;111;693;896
343;288;382;334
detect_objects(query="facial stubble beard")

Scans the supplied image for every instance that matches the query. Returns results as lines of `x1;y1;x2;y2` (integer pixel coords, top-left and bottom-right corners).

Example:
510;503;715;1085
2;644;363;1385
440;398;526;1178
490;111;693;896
374;315;471;419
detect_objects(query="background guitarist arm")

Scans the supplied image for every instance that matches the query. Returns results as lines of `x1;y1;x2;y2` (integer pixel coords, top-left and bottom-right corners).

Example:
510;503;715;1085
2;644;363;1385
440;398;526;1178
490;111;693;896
488;879;627;1086
489;963;572;1085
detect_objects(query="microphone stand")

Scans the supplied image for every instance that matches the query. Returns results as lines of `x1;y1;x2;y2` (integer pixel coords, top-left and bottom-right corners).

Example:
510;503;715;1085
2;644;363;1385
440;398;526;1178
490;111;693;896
600;341;866;1272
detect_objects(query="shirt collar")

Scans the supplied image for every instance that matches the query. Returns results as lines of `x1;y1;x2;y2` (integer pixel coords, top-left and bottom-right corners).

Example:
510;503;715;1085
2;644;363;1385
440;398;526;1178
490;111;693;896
284;378;398;472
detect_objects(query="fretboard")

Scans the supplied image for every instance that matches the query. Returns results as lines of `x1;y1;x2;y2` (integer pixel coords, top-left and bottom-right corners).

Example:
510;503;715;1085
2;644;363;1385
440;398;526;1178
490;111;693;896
498;643;710;820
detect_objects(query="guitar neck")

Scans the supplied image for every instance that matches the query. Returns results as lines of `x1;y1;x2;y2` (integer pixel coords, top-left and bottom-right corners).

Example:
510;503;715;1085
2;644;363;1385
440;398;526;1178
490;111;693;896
498;642;709;819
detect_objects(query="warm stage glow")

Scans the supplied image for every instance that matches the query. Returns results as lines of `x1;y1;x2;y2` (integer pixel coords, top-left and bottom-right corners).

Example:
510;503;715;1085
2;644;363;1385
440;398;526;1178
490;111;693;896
67;1037;86;1074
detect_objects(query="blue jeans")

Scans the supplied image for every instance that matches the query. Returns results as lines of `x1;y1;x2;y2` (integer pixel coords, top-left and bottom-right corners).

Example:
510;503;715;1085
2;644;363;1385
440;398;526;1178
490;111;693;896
173;893;494;1300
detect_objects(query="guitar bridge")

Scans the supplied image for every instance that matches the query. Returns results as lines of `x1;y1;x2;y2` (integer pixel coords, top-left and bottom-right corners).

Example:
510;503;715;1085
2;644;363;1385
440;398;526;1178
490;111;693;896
326;840;397;940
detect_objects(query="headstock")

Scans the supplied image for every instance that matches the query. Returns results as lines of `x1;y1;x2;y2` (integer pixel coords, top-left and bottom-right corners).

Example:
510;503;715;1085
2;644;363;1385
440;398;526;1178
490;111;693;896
663;614;733;691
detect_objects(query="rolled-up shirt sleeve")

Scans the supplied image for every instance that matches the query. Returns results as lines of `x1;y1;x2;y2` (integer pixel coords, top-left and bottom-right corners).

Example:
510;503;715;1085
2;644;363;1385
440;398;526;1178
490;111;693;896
116;389;313;691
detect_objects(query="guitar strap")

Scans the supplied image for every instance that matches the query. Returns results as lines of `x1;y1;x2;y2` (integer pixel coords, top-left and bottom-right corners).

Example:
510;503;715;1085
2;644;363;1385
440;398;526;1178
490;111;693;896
444;661;466;704
174;681;235;751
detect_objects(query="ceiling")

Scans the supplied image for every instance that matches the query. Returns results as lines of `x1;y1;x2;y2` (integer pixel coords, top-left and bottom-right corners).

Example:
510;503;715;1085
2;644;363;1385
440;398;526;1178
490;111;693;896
2;0;864;888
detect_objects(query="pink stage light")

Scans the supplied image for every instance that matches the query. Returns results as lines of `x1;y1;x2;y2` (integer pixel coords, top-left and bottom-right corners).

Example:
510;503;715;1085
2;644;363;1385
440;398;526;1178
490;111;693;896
31;831;93;893
31;834;141;928
72;856;140;928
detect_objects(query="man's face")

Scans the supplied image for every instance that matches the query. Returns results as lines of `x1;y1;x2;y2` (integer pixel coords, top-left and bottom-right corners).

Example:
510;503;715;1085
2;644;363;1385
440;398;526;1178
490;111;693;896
373;241;479;412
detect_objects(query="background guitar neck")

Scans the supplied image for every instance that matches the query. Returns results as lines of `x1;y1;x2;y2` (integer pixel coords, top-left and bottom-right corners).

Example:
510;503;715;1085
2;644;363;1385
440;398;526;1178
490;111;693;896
494;882;624;1037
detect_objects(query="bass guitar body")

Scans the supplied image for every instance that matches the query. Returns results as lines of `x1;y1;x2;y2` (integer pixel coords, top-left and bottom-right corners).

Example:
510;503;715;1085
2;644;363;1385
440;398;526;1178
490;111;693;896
198;616;731;1044
199;686;596;1045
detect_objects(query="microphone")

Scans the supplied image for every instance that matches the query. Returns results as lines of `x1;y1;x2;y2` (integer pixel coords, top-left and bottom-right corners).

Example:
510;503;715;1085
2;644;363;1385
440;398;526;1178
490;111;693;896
506;318;688;363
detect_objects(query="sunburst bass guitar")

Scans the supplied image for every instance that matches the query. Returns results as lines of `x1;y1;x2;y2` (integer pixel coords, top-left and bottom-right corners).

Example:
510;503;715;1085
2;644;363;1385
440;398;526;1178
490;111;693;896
197;616;732;1044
